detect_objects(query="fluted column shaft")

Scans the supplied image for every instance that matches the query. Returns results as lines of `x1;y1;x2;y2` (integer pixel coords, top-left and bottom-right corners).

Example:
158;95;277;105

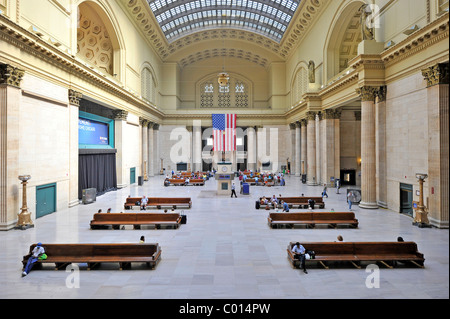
358;86;378;209
301;119;307;175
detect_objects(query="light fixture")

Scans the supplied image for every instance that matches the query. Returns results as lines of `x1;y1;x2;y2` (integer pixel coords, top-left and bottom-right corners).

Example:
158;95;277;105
218;37;229;87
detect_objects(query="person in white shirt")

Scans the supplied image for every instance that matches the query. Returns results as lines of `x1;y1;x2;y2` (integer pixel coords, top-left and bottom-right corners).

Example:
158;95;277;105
22;242;45;276
292;242;308;274
231;182;237;198
140;196;148;210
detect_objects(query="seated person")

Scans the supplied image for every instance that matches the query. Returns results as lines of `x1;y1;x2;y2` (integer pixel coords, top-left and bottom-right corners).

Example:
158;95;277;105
308;198;315;209
185;177;190;185
140;196;148;210
282;201;290;212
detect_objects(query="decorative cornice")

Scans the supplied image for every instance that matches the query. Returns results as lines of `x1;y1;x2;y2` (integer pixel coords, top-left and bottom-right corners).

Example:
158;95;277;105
0;63;24;88
422;62;449;87
0;14;164;119
381;12;449;67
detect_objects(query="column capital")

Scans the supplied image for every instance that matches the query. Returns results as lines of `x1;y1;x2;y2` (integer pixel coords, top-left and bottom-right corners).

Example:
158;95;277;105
139;117;149;126
153;123;160;130
356;86;378;102
0;63;25;88
68;89;83;106
113;109;128;121
376;86;387;102
300;118;308;126
289;123;297;130
186;125;193;132
422;62;449;87
306;111;317;121
322;109;335;120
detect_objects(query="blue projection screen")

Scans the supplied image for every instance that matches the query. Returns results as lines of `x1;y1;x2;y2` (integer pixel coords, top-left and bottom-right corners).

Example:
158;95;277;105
79;118;109;146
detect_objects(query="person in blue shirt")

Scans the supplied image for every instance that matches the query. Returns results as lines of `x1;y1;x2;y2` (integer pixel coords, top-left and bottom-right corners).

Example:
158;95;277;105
282;201;290;212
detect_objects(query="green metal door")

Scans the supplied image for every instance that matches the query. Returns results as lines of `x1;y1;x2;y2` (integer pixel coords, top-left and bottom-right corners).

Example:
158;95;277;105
130;167;136;185
36;183;56;218
400;183;413;216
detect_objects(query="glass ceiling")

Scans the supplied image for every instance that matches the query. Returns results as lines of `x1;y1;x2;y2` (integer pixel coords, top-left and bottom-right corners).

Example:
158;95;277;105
146;0;301;43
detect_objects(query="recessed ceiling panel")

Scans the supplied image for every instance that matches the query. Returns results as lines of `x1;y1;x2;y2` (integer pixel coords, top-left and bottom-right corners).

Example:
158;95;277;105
146;0;301;43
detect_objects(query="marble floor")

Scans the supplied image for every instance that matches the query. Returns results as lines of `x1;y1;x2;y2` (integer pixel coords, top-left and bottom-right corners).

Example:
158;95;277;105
0;175;448;300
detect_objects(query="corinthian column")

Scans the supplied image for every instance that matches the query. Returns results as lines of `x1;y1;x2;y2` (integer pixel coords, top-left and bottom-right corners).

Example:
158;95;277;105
140;118;149;181
357;86;378;209
306;111;317;185
295;122;301;176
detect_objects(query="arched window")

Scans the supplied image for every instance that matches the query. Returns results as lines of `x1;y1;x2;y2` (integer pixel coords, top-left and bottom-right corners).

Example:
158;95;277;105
142;67;156;103
198;76;250;108
292;67;307;105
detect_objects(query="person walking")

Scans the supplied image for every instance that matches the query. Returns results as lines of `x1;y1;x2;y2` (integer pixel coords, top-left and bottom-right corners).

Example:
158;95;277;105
347;191;354;210
231;182;237;198
322;184;328;198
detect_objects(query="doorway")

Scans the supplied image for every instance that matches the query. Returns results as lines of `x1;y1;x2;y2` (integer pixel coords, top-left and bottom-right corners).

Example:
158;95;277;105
36;183;56;219
130;167;136;185
400;183;413;216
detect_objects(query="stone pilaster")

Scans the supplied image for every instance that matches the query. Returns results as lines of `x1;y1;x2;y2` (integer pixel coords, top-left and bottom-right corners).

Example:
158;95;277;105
422;62;449;228
113;109;128;188
306;111;317;185
153;123;160;175
193;121;202;172
148;122;155;177
300;119;307;175
375;86;387;208
140;118;149;180
357;86;378;209
321;109;341;187
295;122;301;176
315;112;322;184
247;126;256;171
0;63;24;230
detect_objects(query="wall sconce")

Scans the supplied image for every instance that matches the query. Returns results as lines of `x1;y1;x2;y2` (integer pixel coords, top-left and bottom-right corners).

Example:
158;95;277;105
357;157;362;166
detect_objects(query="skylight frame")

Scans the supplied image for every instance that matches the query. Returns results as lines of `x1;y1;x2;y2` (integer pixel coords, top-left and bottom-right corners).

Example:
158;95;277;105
146;0;300;43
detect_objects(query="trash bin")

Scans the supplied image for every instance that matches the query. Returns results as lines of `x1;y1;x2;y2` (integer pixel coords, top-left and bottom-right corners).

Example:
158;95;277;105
242;183;250;195
138;176;144;186
301;174;307;184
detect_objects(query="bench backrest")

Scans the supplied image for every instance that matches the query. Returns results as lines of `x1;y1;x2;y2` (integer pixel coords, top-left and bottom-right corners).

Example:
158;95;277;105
311;212;355;220
289;242;420;256
281;197;324;203
270;213;313;221
93;213;180;222
148;198;191;204
28;243;159;257
352;242;419;255
135;213;180;222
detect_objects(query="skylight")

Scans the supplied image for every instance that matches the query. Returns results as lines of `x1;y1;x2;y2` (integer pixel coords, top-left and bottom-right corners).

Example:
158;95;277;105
146;0;301;43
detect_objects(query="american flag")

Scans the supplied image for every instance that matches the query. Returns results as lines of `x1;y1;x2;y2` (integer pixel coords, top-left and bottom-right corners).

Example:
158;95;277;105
212;114;236;151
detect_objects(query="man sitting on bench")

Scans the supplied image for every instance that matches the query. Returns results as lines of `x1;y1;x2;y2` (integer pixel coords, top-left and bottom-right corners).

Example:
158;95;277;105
140;196;148;210
292;242;307;274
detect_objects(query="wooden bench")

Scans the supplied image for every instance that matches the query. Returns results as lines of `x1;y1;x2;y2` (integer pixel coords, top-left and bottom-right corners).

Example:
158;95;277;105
268;212;358;228
90;213;182;229
164;178;205;186
22;243;162;271
256;196;325;209
124;197;192;210
287;242;425;269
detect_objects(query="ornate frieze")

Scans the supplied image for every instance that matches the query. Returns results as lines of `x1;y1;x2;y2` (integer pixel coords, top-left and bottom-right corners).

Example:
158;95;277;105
422;63;449;87
0;63;24;88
